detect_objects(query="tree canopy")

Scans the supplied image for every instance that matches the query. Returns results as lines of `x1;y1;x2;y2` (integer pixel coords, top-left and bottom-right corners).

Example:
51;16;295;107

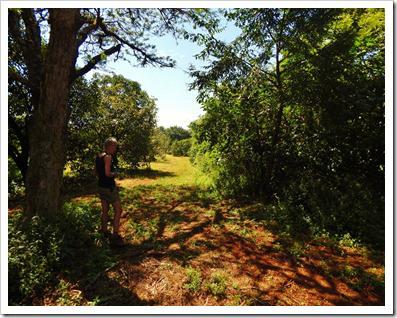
189;8;384;245
8;8;217;216
67;74;158;175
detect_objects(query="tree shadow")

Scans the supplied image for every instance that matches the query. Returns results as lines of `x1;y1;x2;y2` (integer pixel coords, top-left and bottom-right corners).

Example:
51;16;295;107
121;189;384;306
119;168;175;180
61;176;98;201
115;218;212;262
173;185;216;208
219;228;383;306
61;168;176;202
81;268;154;305
56;183;385;306
51;230;156;306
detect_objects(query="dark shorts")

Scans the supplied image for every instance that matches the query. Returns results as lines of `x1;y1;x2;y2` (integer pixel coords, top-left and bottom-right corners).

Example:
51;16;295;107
98;186;120;204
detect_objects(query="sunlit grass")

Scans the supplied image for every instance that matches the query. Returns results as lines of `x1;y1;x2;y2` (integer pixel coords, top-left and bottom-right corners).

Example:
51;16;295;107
117;155;212;190
149;155;212;187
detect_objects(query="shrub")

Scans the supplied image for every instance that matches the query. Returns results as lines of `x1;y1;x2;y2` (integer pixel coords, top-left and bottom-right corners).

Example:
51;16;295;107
8;158;25;200
278;172;384;247
170;138;192;157
206;272;228;297
8;202;115;305
184;266;202;293
8;213;62;304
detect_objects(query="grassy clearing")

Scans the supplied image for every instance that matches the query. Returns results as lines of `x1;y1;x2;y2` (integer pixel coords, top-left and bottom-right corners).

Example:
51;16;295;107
118;155;212;189
9;155;385;306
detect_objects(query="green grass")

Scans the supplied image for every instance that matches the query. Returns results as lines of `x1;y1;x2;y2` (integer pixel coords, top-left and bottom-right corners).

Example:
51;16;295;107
54;279;91;306
184;266;202;293
205;272;228;297
149;155;212;187
125;218;158;242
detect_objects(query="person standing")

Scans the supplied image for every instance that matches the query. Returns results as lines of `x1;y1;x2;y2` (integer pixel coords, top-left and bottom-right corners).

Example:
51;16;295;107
95;137;124;246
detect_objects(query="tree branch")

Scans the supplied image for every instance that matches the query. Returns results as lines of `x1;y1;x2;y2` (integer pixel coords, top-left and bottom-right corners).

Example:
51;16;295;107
238;58;278;87
77;9;102;48
97;19;173;67
77;23;99;48
264;23;277;43
72;44;121;80
8;68;32;87
20;9;42;85
21;9;42;54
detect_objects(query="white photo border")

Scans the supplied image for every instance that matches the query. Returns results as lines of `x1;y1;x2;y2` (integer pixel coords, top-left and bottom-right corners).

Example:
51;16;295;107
1;0;393;315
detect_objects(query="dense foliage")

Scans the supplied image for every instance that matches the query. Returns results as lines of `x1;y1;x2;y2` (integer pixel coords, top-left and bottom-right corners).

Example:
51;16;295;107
161;126;191;142
9;203;114;305
67;74;158;175
170;138;192;157
157;126;192;156
190;9;385;246
150;128;171;159
8;8;219;217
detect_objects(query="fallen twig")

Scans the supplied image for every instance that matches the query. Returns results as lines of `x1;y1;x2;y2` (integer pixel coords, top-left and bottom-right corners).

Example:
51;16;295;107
240;286;263;291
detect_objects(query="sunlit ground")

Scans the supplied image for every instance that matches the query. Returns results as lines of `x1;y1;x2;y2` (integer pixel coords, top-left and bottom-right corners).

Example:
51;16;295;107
45;155;384;306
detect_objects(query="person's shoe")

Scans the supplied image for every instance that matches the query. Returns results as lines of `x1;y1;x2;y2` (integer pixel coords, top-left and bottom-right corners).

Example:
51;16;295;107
110;233;125;247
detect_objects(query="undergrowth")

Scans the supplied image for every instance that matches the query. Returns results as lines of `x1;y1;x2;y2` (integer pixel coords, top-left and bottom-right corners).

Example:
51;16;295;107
8;202;115;305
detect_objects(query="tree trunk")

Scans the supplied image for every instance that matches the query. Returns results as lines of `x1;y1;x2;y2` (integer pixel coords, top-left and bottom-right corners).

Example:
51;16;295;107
25;9;80;218
265;43;284;195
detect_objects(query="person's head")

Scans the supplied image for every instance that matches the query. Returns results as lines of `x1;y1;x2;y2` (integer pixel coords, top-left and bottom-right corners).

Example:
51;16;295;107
104;137;118;155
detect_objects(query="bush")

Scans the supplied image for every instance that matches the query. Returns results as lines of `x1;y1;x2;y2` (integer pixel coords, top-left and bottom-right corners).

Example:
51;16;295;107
8;202;115;305
277;172;384;247
8;157;25;200
205;272;228;297
170;138;192;157
184;266;202;293
9;213;62;304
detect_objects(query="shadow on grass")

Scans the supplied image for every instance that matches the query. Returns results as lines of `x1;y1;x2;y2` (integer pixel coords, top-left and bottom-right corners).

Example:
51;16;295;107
113;216;384;305
61;168;175;200
14;181;384;306
119;168;176;180
82;267;154;305
112;184;384;306
56;246;152;305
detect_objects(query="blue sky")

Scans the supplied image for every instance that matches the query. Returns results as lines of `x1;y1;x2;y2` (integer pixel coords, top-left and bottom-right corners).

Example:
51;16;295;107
88;18;240;129
104;34;205;129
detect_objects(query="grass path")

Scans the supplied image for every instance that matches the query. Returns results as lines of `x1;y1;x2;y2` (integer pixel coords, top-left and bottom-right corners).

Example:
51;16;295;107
118;155;207;188
51;156;385;306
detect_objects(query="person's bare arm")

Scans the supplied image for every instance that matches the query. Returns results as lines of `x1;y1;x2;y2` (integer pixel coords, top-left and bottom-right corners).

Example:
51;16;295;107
104;155;116;178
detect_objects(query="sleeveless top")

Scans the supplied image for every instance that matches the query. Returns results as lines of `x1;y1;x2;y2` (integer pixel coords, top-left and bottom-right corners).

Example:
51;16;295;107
95;153;116;189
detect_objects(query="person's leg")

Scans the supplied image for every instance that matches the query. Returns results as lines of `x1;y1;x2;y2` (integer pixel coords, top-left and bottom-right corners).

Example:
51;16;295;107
100;199;110;232
111;200;122;235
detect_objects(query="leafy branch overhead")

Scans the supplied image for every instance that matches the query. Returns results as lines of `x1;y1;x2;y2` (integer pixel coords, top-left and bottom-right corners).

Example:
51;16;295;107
9;8;221;87
7;8;217;202
7;7;218;217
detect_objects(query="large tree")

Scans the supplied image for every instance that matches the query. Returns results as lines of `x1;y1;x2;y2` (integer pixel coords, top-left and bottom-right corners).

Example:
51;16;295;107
189;8;384;242
190;8;339;194
8;8;216;217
